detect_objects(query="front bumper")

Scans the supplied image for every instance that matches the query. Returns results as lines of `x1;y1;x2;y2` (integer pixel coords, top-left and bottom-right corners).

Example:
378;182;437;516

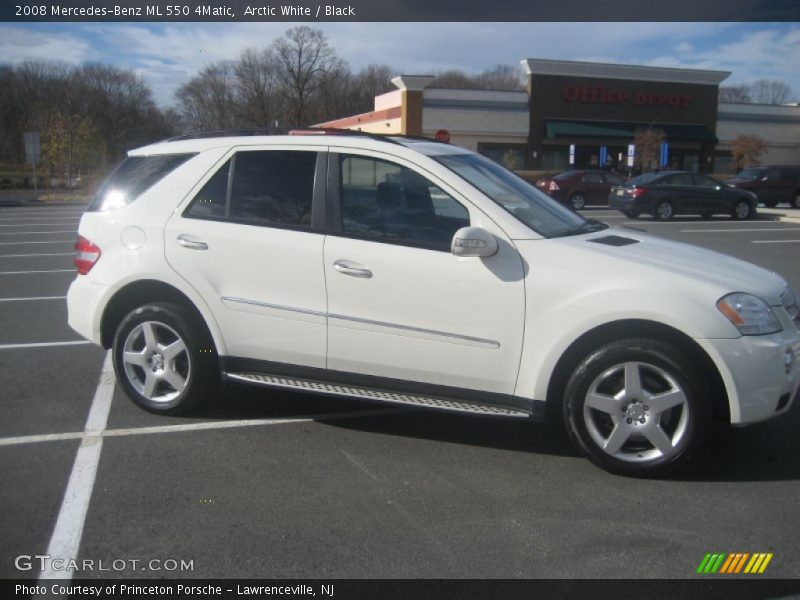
701;329;800;424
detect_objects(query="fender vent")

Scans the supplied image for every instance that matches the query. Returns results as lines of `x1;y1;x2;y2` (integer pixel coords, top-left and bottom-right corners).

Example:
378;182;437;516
588;235;639;247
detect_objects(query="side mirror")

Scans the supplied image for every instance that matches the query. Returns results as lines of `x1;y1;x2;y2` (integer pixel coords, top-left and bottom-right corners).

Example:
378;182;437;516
451;227;498;258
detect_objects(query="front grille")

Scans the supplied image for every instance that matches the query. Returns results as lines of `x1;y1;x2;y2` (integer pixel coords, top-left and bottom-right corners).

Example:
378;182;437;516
780;287;800;330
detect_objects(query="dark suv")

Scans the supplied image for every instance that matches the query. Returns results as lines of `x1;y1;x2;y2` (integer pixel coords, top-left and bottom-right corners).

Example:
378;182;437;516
727;166;800;208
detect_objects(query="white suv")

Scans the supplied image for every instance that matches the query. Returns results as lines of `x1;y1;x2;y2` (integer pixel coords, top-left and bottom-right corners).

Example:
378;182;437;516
67;132;800;476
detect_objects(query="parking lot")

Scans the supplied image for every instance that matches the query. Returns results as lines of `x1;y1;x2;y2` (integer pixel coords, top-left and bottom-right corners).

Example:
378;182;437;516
1;201;799;583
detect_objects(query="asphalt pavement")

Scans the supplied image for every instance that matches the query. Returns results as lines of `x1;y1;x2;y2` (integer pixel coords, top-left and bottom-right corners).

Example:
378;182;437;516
1;201;799;583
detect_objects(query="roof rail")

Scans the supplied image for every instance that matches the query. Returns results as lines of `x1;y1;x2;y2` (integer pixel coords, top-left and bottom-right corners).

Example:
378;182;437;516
164;127;440;145
165;128;292;142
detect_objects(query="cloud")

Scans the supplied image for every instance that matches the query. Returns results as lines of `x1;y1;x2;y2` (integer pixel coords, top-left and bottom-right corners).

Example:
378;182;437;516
0;26;91;64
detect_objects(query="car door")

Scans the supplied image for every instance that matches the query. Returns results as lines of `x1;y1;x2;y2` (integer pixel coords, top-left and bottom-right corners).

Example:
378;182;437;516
758;168;781;205
323;150;526;395
661;173;696;212
692;174;729;213
165;146;328;368
581;172;607;204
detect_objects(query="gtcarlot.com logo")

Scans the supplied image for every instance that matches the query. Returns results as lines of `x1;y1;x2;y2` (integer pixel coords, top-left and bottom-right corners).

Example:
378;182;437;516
697;552;773;574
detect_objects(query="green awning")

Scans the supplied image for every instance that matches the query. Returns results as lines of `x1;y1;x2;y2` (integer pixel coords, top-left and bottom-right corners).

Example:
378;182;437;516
545;120;718;143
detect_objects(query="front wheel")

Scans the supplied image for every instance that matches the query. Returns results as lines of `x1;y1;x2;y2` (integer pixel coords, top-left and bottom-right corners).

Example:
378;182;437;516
731;199;753;220
623;209;640;219
791;192;800;209
563;339;710;477
112;302;219;415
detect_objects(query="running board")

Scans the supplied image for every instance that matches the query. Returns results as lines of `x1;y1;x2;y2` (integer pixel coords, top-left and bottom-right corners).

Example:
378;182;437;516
226;372;530;418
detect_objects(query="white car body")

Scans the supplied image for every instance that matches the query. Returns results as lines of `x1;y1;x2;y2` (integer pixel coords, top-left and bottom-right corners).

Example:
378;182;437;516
67;134;800;474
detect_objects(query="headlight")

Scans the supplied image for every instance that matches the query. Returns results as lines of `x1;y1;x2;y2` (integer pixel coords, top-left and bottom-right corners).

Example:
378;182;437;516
717;293;782;335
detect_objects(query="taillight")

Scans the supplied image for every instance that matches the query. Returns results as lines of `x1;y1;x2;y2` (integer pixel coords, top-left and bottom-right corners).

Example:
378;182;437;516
74;235;101;275
549;181;560;192
631;187;648;198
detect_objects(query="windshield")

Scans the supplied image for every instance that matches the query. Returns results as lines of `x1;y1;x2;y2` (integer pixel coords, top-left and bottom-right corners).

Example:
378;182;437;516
629;172;661;185
434;153;596;238
736;168;765;180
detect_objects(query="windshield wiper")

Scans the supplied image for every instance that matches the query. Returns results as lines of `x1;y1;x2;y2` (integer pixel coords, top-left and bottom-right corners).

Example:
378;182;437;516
549;218;609;238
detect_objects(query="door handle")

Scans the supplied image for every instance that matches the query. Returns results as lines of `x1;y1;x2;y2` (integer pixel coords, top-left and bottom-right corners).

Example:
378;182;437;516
177;234;208;250
333;260;372;279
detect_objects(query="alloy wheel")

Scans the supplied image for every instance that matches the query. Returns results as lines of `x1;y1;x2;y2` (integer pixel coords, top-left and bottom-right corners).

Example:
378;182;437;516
121;320;191;403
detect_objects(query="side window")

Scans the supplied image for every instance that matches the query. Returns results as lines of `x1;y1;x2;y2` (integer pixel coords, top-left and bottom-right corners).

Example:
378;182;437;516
582;173;603;183
229;150;317;228
340;155;470;249
185;160;230;218
692;174;719;188
664;174;693;186
763;169;780;182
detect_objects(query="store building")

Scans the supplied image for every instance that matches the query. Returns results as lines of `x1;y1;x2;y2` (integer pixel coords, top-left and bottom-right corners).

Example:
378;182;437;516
317;59;800;173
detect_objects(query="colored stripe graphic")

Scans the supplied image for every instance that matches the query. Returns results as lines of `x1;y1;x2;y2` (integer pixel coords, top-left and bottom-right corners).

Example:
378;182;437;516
698;552;773;574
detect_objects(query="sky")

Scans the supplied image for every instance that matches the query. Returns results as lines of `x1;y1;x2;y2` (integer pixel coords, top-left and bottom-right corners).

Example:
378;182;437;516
1;22;798;107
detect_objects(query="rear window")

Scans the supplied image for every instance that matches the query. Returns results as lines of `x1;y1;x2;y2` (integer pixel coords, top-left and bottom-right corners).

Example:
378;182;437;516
629;173;660;185
736;168;765;181
87;153;196;212
554;172;574;181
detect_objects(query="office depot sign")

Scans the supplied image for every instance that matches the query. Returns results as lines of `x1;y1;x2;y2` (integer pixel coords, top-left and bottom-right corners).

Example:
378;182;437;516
562;83;691;108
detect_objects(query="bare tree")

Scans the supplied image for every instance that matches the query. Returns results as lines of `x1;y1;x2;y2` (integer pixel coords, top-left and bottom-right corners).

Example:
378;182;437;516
235;47;281;128
429;69;475;89
731;134;767;170
273;26;343;126
176;61;239;131
718;79;794;105
719;84;751;103
474;64;525;91
749;79;794;105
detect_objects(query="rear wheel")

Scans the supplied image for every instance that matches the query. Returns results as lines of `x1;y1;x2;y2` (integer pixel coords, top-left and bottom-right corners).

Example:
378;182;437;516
700;212;713;219
791;192;800;209
763;200;778;208
623;210;640;219
569;192;587;211
112;302;219;415
731;199;753;220
563;338;710;477
653;200;674;221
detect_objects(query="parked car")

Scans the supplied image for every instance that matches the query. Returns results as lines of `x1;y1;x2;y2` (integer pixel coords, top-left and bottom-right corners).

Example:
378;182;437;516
609;171;758;220
67;132;799;477
727;165;800;208
537;169;627;210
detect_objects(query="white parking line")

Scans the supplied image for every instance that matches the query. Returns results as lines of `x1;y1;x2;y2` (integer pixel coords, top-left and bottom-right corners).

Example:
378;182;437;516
38;351;114;582
0;269;74;274
0;296;66;302
0;341;91;350
0;230;78;235
0;240;75;245
0;408;401;448
752;239;800;244
0;216;80;225
681;228;800;233
0;222;80;227
0;252;74;258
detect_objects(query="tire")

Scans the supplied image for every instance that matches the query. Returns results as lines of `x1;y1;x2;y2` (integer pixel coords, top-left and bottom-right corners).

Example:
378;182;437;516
569;192;587;211
763;200;778;208
731;199;753;220
112;302;219;415
623;210;640;219
653;199;674;221
562;338;710;477
791;192;800;209
700;212;713;219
